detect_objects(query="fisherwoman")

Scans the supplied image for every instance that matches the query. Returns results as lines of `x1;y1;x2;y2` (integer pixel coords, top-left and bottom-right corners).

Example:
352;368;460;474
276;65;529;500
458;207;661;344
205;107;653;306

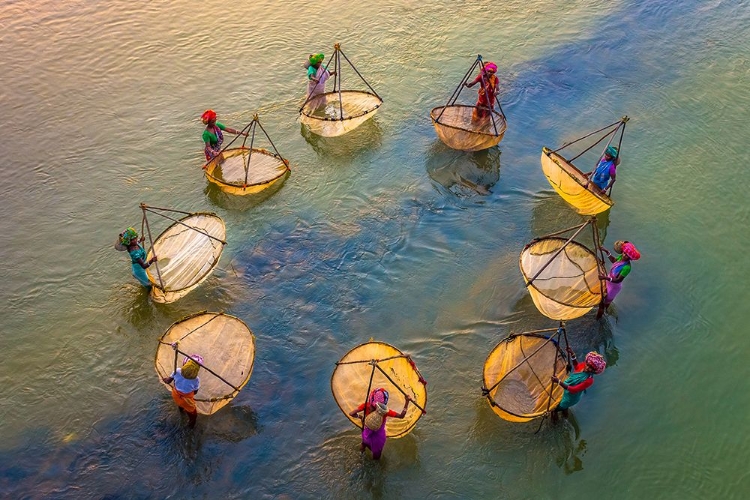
305;52;337;99
162;354;203;428
201;109;247;162
464;61;499;122
349;388;411;460
114;227;157;287
586;145;620;192
597;240;641;318
550;350;606;420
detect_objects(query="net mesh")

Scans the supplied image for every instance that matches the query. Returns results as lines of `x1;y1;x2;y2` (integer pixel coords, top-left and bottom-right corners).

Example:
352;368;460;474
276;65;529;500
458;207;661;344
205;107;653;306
205;147;289;195
146;213;226;303
483;333;568;422
155;312;255;415
431;105;506;151
541;149;613;215
331;342;427;439
300;91;382;137
520;237;603;320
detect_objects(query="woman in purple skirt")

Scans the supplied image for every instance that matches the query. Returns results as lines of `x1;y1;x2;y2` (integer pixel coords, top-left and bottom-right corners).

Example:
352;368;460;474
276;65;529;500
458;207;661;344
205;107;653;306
349;388;411;460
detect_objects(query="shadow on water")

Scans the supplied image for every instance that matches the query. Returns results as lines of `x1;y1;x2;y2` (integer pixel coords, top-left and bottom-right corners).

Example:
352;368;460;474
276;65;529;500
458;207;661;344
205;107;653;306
0;400;261;499
204;170;290;211
425;141;501;197
299;117;384;160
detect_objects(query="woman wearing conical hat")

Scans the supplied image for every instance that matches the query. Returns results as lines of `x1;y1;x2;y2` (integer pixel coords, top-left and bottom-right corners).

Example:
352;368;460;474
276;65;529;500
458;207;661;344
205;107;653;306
349;388;410;460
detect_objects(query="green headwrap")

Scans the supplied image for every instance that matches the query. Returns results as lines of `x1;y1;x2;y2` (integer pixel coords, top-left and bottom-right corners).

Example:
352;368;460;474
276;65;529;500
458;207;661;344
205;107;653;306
120;227;138;245
606;146;619;158
309;53;325;65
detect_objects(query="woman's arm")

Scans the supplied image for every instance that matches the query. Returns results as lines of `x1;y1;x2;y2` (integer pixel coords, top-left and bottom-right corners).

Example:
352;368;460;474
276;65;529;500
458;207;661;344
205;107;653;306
136;256;157;269
600;246;617;263
464;74;482;88
162;376;174;384
349;402;366;417
564;377;594;393
397;397;411;418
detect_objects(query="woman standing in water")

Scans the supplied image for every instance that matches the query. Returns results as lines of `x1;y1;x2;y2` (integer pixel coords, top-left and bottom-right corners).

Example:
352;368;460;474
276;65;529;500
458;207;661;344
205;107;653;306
201;109;247;162
162;354;204;428
465;61;499;122
551;350;606;419
597;240;641;318
115;227;157;288
349;388;411;460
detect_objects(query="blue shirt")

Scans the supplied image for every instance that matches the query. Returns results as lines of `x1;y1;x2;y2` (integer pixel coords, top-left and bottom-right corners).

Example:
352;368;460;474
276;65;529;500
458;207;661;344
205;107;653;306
172;368;200;394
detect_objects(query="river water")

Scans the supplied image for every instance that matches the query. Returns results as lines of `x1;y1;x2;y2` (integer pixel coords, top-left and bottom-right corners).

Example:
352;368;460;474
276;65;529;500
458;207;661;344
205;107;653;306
1;0;748;498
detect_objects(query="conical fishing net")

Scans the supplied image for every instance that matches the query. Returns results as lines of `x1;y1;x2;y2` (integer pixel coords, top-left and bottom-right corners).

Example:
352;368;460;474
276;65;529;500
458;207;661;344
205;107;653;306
331;341;427;438
299;43;382;138
204;115;290;195
541;117;628;215
431;105;506;151
541;149;613;215
519;237;603;320
144;210;226;303
300;91;382;137
155;312;256;415
483;332;568;422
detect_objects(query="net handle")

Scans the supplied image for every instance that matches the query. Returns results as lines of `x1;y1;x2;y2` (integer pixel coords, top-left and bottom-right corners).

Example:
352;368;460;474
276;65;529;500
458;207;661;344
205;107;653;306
524;219;593;288
160;341;242;392
606;117;628;197
140;205;227;246
435;55;482;123
140;204;165;289
552;118;623;155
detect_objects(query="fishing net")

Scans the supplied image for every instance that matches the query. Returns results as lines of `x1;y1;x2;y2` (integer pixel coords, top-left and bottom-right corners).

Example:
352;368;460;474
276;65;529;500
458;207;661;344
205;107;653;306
141;206;226;303
431;105;506;151
542;117;628;215
331;341;427;438
541;149;613;215
155;312;256;415
431;55;507;151
300;91;382;137
204;115;290;195
519;220;605;320
482;331;569;422
299;43;382;137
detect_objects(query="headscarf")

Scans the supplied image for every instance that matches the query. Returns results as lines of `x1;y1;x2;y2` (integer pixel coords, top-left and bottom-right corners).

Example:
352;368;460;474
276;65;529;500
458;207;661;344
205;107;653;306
201;109;217;123
309;53;325;66
369;388;389;406
621;242;641;261
483;62;498;74
606;145;619;158
613;240;626;254
584;352;607;374
181;354;204;380
120;227;138;245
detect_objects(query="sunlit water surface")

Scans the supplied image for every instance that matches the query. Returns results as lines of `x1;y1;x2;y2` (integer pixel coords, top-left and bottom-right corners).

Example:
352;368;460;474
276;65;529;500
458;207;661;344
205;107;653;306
1;0;748;498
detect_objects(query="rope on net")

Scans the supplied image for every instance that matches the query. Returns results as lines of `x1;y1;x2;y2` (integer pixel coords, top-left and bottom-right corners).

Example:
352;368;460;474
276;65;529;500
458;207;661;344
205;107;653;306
481;327;559;399
140;204;227;246
343;354;428;415
160;340;242;393
524;218;595;289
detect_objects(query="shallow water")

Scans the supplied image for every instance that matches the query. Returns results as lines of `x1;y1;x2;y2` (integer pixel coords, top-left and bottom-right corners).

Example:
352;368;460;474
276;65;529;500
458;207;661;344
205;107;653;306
1;0;749;498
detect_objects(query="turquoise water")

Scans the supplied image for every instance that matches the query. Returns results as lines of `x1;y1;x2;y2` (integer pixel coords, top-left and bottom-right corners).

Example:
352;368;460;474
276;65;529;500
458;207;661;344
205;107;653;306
1;0;749;497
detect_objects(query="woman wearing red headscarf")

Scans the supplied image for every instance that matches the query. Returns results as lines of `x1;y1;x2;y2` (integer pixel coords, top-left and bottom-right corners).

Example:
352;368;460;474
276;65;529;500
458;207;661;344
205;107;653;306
597;240;641;318
201;109;247;162
465;62;499;122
